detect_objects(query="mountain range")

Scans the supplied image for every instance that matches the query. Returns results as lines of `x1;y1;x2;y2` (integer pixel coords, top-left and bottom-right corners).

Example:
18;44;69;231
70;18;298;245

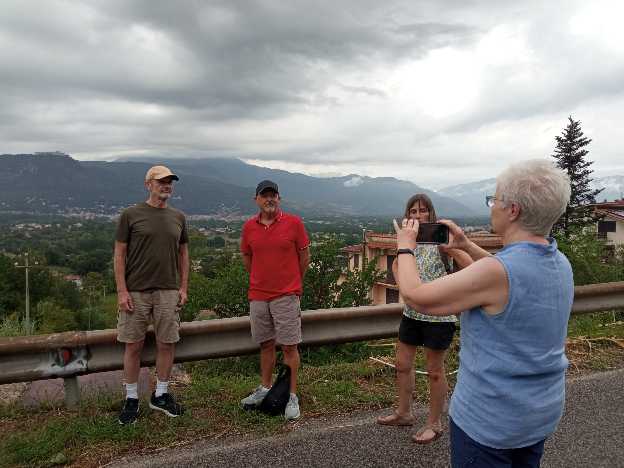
0;153;472;217
436;175;624;215
1;153;621;218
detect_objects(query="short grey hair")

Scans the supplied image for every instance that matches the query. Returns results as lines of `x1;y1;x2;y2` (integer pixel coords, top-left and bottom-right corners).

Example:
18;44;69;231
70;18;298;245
496;159;571;236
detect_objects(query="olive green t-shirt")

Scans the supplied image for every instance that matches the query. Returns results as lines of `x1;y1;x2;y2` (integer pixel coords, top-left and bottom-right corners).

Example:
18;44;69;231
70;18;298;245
115;202;189;291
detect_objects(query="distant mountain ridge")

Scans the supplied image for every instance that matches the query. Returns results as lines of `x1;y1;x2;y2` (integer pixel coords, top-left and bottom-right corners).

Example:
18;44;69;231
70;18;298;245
0;153;475;217
437;175;624;215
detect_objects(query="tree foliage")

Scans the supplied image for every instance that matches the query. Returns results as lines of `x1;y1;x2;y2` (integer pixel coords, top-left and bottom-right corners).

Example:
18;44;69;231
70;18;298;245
186;237;382;320
184;256;249;321
551;116;603;237
302;236;382;310
301;238;344;310
335;259;384;308
555;229;624;285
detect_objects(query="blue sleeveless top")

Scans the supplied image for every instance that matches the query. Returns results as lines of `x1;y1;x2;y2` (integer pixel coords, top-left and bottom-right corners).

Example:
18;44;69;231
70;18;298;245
449;238;573;449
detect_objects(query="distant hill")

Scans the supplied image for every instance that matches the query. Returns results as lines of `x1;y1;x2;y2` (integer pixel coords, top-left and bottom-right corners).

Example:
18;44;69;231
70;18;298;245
116;157;475;217
437;175;624;215
436;178;496;216
0;153;253;216
0;153;475;217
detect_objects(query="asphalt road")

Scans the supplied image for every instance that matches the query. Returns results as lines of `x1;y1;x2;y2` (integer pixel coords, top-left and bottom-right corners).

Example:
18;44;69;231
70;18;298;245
111;369;624;468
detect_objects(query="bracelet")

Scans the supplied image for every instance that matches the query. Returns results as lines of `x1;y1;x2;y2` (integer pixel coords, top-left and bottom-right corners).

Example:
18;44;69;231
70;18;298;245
397;248;414;256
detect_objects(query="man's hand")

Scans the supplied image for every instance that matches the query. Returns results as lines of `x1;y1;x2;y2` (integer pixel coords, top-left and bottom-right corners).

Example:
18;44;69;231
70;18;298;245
438;219;469;252
178;289;188;307
118;291;134;312
393;218;419;250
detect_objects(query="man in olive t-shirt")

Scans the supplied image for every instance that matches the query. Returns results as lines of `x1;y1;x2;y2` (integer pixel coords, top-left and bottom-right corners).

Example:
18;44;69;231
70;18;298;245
114;165;189;425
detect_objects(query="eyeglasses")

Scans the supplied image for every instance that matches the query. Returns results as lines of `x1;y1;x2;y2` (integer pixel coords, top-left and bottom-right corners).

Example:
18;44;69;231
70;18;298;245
485;195;500;208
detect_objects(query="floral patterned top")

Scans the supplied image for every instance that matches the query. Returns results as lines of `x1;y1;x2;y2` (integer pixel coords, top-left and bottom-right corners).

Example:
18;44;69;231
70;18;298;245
402;244;458;323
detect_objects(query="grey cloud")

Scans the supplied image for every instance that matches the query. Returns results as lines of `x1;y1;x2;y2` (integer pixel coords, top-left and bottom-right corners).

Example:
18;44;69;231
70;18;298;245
1;0;622;187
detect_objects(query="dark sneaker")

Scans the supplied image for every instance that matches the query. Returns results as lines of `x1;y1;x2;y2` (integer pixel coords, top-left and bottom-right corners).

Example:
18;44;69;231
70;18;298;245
149;392;184;417
118;398;139;425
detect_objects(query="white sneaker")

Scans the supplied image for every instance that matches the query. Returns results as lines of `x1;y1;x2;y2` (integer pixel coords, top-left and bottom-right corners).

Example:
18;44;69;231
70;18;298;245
241;385;269;409
284;394;300;420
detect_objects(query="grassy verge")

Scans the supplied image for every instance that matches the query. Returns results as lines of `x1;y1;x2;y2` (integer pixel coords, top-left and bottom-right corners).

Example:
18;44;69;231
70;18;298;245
1;312;623;467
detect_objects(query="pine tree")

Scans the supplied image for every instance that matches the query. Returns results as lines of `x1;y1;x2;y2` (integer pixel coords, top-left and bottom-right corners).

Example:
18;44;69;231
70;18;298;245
551;116;603;238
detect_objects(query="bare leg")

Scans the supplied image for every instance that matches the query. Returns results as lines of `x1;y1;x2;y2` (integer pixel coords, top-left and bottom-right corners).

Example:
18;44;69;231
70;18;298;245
424;347;448;426
260;339;277;388
377;341;419;425
413;347;448;443
123;340;145;384
155;341;175;382
396;341;419;416
281;344;300;394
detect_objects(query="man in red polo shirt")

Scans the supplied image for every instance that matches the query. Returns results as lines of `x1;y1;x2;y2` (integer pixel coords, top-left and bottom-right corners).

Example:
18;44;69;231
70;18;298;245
240;180;310;420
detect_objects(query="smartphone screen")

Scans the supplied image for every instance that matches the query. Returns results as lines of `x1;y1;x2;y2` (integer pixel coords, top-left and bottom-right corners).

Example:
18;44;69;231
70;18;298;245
416;223;449;244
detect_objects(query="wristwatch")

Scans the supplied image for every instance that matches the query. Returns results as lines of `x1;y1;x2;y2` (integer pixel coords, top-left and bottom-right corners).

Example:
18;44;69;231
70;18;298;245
397;248;415;256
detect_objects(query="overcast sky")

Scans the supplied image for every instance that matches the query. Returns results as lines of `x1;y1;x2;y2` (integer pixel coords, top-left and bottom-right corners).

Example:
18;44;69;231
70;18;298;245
2;0;623;189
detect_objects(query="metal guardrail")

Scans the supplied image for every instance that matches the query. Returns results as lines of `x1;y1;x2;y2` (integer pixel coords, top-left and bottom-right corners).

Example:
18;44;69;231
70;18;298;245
1;281;623;407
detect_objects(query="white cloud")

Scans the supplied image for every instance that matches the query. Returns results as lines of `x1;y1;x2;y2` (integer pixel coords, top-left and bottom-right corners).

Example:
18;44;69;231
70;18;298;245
343;176;364;188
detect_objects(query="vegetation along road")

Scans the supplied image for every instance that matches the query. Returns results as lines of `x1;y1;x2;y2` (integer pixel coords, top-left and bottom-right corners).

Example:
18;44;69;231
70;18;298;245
111;369;624;468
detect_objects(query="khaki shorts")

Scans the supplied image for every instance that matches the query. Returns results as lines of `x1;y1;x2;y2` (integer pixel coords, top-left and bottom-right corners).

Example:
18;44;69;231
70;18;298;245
249;295;302;346
117;289;181;344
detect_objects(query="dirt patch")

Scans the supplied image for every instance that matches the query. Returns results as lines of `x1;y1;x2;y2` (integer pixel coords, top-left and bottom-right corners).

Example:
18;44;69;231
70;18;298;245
566;337;624;374
0;382;28;405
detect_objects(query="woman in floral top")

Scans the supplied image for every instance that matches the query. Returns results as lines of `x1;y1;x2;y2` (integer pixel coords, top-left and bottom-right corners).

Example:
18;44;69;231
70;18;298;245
377;194;471;444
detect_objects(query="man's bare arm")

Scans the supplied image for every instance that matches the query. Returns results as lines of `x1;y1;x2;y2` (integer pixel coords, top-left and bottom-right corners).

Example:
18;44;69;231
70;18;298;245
298;247;310;279
178;243;190;306
114;241;133;311
242;253;252;273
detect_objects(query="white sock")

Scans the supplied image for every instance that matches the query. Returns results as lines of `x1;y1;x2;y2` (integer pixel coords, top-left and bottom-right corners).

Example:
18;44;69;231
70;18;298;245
261;385;270;392
290;392;297;400
125;382;138;400
155;379;169;397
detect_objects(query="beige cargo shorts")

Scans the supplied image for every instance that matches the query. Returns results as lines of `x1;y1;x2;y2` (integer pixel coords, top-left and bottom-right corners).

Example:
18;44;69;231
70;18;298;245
249;294;302;346
117;289;181;344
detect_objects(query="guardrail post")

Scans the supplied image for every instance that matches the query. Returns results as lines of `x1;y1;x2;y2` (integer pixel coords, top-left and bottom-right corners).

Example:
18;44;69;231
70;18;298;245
64;376;80;408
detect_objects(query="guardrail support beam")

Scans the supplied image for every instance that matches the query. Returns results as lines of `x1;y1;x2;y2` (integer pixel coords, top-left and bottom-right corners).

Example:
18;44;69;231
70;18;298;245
64;376;80;408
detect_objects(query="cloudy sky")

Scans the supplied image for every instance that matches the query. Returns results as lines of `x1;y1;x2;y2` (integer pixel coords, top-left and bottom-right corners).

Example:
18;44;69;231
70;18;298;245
2;0;623;189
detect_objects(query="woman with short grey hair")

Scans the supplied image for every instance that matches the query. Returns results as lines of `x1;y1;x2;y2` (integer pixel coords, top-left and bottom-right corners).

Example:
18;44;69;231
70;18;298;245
393;159;573;468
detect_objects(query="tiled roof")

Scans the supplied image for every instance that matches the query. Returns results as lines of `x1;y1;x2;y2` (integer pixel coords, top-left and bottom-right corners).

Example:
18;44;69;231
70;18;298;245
591;200;624;210
597;208;624;222
342;244;363;253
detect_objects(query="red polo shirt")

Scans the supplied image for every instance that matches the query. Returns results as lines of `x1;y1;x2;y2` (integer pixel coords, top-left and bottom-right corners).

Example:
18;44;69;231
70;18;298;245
240;211;310;301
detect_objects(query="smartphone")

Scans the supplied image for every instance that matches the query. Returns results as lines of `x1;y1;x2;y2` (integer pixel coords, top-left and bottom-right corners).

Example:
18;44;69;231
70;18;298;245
416;223;449;244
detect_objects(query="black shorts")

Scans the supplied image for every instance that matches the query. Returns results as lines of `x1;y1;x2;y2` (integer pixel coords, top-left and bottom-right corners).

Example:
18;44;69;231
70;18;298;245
398;315;456;350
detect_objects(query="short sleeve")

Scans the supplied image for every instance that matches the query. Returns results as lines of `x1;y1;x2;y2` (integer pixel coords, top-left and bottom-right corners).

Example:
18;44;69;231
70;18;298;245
115;210;131;243
240;222;251;254
295;218;310;250
179;214;189;244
